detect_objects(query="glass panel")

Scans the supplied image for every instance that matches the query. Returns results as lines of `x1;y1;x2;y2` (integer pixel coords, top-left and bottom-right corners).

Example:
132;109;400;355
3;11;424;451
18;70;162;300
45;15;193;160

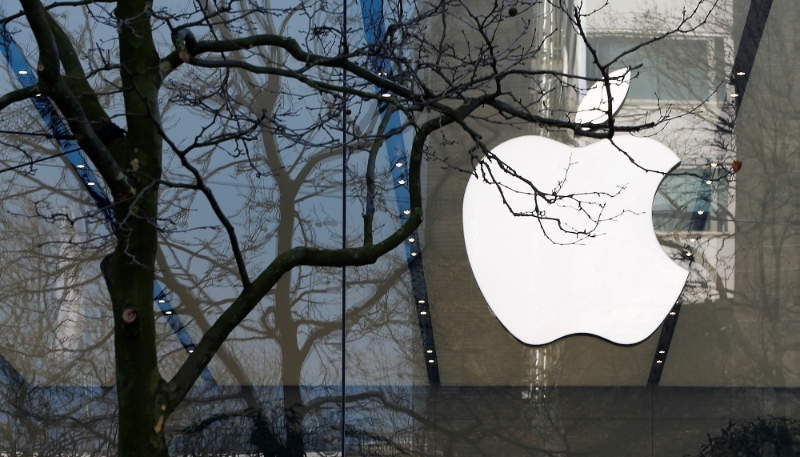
587;36;715;102
1;0;800;455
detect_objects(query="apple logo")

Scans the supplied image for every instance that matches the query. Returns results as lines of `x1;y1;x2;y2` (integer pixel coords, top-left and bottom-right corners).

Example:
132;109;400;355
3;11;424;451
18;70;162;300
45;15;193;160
461;69;688;345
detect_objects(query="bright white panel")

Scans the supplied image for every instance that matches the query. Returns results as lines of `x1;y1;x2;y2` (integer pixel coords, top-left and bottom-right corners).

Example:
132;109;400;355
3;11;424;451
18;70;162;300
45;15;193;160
462;135;688;345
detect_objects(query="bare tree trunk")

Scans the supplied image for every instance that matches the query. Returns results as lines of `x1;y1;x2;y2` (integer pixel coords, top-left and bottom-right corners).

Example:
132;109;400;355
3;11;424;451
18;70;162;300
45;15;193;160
111;0;166;452
283;383;305;457
108;200;168;457
274;175;306;457
277;269;305;457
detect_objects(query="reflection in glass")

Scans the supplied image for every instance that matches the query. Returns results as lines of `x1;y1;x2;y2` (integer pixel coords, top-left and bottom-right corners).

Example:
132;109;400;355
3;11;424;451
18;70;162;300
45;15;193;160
0;0;799;455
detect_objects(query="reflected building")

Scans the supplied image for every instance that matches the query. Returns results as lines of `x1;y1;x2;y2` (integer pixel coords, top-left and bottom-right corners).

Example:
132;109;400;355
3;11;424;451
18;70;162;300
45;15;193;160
52;204;85;355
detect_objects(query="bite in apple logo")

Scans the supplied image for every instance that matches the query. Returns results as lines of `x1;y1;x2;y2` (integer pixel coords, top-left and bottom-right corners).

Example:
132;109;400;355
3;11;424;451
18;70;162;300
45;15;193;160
462;69;688;345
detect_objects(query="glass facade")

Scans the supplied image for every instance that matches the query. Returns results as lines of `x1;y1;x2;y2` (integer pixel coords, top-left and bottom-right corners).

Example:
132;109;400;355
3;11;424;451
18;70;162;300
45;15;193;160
0;0;799;455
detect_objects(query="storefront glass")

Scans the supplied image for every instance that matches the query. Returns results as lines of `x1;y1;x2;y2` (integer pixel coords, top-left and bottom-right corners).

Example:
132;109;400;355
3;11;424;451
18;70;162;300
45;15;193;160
0;0;797;455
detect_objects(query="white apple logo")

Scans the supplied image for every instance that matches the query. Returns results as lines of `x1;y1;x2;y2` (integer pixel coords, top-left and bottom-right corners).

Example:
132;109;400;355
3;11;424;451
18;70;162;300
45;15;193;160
461;69;688;345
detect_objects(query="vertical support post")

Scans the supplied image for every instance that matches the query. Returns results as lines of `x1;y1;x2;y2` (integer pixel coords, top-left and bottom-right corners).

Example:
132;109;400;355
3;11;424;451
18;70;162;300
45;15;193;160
341;1;349;455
